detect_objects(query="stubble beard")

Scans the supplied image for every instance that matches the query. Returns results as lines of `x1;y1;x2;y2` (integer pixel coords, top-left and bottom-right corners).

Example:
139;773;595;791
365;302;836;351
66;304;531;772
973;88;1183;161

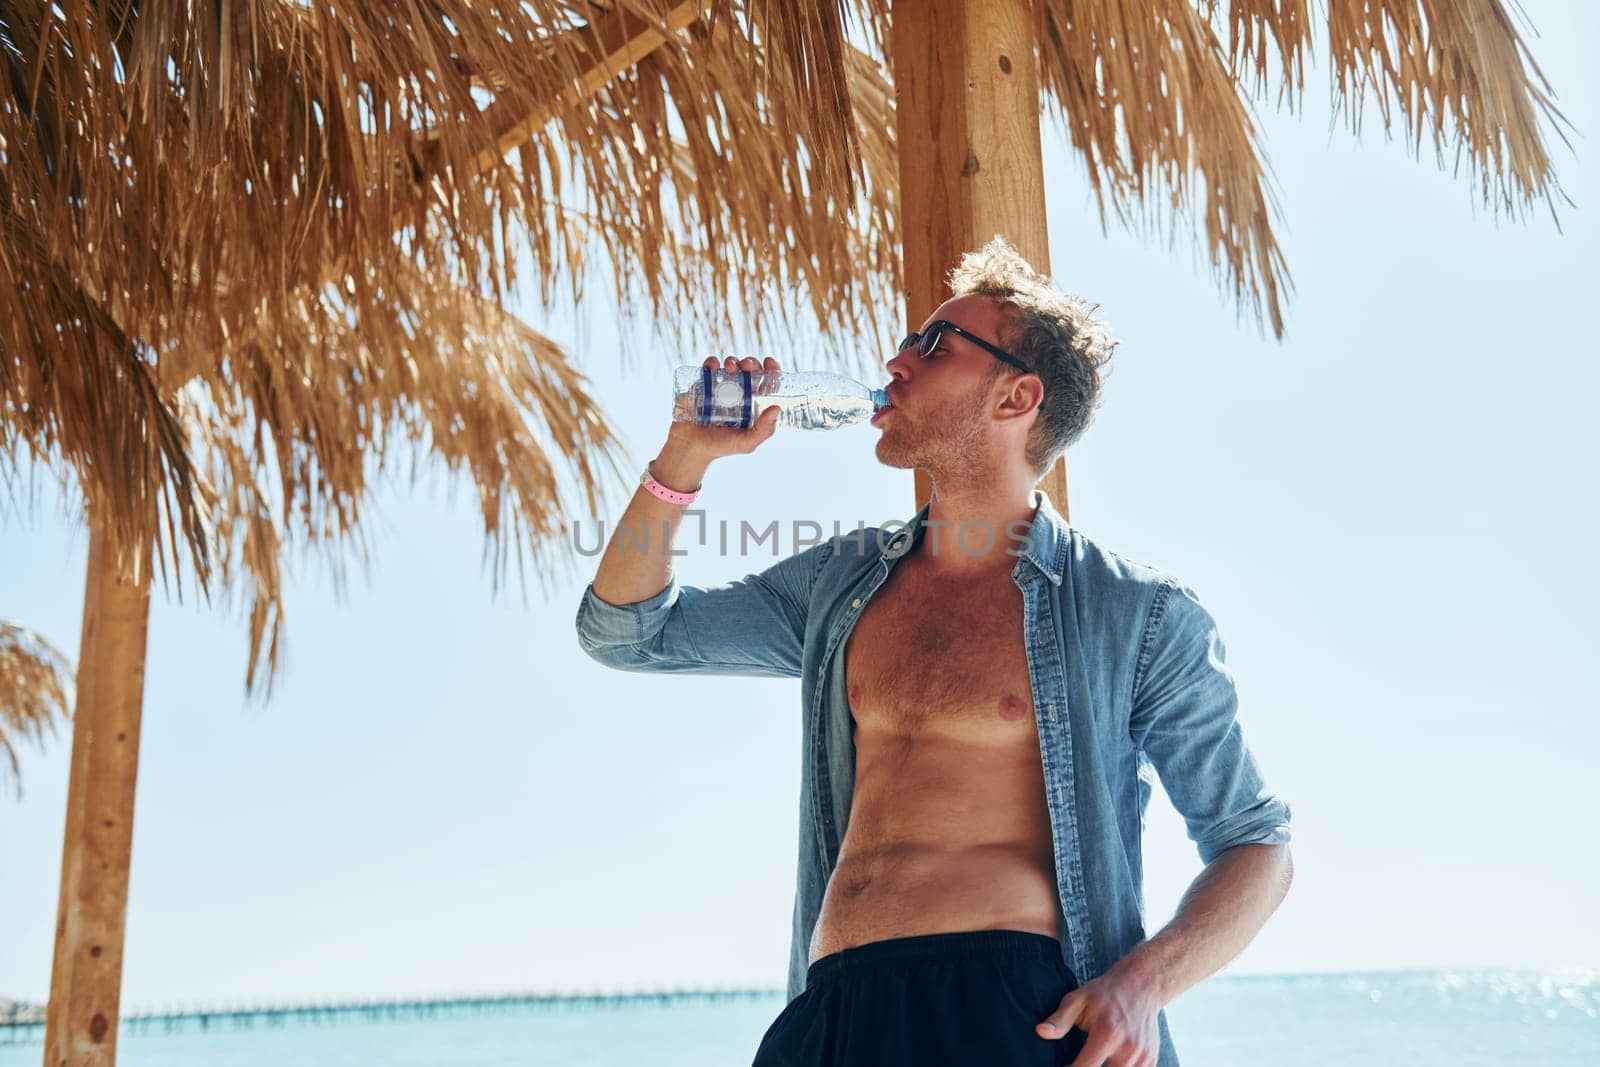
873;396;992;480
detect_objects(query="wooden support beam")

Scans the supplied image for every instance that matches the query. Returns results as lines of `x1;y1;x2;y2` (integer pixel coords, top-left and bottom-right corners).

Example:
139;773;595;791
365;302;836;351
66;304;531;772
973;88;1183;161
43;508;154;1067
890;0;1069;518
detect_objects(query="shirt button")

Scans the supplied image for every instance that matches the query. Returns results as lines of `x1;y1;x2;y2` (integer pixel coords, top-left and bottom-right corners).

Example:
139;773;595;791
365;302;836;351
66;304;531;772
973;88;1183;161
851;598;862;608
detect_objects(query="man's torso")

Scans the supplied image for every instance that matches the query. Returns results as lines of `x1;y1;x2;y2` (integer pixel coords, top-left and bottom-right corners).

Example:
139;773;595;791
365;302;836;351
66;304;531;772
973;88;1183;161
809;546;1063;963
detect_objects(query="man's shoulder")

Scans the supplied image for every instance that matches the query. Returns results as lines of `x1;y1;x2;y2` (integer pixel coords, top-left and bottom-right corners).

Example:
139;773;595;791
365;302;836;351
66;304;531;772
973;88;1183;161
1063;524;1187;598
1057;527;1208;661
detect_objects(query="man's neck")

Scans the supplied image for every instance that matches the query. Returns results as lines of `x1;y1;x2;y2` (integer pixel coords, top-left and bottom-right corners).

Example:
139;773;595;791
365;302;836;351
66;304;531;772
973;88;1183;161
917;474;1040;579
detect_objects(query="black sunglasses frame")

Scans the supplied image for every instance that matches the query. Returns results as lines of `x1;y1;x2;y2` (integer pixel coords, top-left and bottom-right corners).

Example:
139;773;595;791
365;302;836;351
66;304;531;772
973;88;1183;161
897;320;1034;377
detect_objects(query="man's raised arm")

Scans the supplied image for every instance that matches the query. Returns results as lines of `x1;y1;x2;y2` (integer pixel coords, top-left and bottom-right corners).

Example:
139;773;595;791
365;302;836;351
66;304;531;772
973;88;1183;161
576;355;824;678
590;354;784;608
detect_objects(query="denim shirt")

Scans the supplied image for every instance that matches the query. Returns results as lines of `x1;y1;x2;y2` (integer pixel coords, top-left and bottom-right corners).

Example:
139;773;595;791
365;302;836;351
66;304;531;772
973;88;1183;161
575;488;1292;1067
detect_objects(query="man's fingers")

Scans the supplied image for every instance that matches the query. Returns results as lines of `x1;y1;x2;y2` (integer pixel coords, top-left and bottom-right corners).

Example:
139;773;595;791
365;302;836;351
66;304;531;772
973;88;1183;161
704;354;776;369
1037;992;1084;1038
746;404;780;442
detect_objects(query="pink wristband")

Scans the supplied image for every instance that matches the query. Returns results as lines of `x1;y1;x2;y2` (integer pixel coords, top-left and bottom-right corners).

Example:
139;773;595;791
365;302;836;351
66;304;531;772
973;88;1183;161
640;464;700;506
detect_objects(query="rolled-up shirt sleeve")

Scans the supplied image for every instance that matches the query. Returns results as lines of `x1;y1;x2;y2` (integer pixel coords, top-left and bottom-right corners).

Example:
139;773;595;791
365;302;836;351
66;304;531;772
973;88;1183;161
1130;577;1293;866
574;537;834;679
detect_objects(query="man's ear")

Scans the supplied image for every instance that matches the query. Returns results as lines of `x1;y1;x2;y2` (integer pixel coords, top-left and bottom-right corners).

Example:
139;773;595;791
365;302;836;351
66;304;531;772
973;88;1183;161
995;375;1044;421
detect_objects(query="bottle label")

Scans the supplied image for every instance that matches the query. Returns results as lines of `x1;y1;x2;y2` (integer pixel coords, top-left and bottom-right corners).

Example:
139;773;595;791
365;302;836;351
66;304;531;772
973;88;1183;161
700;368;755;427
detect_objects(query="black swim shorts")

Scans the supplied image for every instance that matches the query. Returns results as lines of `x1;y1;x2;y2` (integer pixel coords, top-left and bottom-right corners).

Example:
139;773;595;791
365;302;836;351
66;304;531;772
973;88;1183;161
750;929;1091;1066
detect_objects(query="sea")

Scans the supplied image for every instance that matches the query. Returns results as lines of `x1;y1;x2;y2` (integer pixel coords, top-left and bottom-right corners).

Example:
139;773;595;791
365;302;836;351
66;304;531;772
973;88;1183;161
2;968;1595;1065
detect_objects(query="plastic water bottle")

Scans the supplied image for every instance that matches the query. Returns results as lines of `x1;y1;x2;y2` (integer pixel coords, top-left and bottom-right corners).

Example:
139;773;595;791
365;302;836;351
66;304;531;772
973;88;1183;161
671;365;890;430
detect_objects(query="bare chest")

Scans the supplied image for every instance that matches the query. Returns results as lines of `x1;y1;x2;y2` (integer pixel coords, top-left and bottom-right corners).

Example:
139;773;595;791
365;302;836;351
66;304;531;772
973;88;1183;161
844;563;1037;737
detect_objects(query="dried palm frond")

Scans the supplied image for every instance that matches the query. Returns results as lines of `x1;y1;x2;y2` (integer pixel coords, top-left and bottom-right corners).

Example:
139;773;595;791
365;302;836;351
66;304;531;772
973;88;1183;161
1320;0;1569;219
1202;0;1314;109
1033;0;1567;336
171;264;629;698
0;621;72;798
573;24;901;371
1036;0;1294;335
0;210;208;591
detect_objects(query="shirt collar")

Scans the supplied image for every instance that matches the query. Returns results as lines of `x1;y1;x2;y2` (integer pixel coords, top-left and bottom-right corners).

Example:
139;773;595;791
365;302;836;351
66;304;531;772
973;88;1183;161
882;487;1068;587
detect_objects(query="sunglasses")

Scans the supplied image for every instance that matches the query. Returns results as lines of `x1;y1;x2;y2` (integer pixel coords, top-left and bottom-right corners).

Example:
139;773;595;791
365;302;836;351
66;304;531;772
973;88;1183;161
897;320;1034;377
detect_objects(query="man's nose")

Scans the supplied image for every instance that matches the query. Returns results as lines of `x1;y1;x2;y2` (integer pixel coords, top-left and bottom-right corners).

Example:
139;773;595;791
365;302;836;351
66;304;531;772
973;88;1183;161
885;347;912;381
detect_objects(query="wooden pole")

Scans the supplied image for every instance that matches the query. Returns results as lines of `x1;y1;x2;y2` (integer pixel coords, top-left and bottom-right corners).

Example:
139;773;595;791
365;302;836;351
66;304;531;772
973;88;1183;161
890;0;1069;517
43;506;153;1066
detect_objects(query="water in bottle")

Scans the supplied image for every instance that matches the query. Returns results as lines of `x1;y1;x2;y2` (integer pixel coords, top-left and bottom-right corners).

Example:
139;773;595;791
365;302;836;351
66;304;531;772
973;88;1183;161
671;365;891;430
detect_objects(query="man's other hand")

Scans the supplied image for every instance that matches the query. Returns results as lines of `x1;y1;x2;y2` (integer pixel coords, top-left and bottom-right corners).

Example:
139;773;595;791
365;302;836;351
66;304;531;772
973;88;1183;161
1035;966;1163;1067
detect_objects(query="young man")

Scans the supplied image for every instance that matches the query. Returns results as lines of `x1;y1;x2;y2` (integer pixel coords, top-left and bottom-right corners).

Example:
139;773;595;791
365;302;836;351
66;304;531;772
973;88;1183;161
575;237;1294;1066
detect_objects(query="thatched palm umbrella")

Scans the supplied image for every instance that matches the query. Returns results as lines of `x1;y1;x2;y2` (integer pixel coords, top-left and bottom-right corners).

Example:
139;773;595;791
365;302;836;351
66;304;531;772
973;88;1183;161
0;0;1565;1063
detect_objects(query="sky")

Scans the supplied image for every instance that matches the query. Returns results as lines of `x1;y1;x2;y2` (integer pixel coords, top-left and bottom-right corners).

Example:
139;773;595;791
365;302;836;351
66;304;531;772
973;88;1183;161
2;1;1596;1011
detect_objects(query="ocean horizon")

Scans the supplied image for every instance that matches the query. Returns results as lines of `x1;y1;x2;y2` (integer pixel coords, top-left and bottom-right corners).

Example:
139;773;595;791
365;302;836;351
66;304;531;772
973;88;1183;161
3;966;1596;1065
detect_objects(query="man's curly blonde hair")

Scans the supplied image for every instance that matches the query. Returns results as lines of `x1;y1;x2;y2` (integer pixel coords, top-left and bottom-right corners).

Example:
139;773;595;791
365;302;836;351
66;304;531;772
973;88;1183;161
947;236;1117;479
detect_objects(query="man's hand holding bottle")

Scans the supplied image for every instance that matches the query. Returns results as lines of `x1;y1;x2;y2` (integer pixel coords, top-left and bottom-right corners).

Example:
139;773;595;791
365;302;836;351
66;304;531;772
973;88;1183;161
654;356;783;491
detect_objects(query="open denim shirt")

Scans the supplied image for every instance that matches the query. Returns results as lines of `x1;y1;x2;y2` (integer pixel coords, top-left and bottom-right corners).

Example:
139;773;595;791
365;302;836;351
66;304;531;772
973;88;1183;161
575;488;1292;1066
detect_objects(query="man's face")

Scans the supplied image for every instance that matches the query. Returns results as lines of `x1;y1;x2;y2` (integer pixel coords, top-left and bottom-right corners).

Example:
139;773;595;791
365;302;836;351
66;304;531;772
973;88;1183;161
873;294;1011;476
